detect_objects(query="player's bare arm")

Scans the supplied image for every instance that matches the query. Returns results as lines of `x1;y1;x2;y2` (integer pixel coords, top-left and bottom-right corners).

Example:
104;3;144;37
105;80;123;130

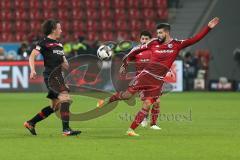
62;56;69;70
29;49;39;79
208;17;220;28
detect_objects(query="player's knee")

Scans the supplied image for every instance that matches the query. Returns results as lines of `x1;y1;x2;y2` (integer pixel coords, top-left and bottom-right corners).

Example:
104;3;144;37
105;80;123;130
143;99;152;107
53;93;72;111
122;91;133;99
153;99;160;106
51;99;58;110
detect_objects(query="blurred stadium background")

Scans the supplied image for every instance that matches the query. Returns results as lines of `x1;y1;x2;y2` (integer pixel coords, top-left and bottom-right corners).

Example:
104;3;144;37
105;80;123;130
0;0;240;92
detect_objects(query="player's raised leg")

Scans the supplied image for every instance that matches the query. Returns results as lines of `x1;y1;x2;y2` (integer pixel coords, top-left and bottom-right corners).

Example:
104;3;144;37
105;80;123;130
97;90;135;107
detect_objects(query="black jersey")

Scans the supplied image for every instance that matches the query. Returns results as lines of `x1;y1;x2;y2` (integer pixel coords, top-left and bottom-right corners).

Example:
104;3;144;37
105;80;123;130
35;37;65;74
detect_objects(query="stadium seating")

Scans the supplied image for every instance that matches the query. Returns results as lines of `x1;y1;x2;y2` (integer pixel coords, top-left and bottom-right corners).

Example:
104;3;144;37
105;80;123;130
14;21;28;32
15;10;28;20
0;0;168;42
143;9;157;20
100;9;114;20
128;9;141;20
85;0;98;9
100;20;114;31
72;10;86;20
113;0;126;9
13;0;27;10
115;20;128;31
0;0;12;10
141;0;154;8
0;22;12;32
29;0;41;9
30;21;42;32
73;20;86;32
116;31;130;40
86;20;99;32
101;31;114;41
1;11;13;21
1;33;13;42
114;9;127;20
86;9;99;20
71;0;85;9
130;20;143;31
126;0;139;9
99;0;111;8
42;0;55;10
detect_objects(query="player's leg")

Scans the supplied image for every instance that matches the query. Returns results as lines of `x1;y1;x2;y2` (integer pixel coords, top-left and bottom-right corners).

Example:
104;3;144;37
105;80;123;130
24;99;55;135
97;72;143;107
54;91;81;136
127;98;153;136
150;98;161;130
110;90;134;102
97;89;135;107
140;112;149;127
24;105;54;135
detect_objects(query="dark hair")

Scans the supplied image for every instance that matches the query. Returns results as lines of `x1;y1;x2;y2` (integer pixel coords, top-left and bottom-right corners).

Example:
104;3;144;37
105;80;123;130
140;30;152;38
42;19;60;36
156;23;171;31
185;52;192;58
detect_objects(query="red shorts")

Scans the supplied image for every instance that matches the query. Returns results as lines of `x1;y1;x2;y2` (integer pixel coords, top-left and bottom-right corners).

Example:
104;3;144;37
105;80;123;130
128;71;163;102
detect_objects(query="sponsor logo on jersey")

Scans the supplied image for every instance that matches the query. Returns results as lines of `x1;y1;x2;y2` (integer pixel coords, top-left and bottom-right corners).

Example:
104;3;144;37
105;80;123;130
156;50;174;54
140;59;150;62
53;50;64;55
168;44;173;48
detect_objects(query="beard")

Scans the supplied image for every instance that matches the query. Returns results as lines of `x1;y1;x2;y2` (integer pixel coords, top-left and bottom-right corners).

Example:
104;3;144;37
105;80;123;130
158;36;166;43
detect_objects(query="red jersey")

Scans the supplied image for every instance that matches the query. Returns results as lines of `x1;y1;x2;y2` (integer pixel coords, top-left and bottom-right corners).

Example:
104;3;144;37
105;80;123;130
124;25;212;78
125;45;151;75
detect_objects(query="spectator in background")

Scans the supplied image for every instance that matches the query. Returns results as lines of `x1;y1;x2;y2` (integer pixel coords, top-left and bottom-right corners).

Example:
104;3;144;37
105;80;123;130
0;47;15;60
90;40;100;55
183;52;198;90
74;36;91;56
17;42;28;60
0;47;6;60
27;35;43;60
62;34;73;58
63;41;73;58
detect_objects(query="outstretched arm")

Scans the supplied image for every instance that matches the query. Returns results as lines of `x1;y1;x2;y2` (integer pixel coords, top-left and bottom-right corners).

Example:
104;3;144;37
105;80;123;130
120;44;149;74
120;38;159;74
180;17;219;49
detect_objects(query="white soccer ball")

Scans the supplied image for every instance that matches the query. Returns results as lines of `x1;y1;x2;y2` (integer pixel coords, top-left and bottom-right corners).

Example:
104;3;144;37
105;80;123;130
97;45;113;60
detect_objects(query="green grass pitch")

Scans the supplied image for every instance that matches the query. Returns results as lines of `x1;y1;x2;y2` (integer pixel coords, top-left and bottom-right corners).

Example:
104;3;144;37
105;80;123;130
0;92;239;160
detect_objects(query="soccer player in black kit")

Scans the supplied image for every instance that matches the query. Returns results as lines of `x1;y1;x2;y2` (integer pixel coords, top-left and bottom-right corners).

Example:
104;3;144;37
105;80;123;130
24;19;81;136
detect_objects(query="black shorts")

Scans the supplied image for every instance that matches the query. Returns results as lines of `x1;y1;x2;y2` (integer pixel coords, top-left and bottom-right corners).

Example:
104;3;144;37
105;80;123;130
43;71;69;100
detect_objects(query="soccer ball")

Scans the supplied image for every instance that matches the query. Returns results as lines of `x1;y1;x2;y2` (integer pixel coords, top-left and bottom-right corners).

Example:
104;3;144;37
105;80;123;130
97;45;113;60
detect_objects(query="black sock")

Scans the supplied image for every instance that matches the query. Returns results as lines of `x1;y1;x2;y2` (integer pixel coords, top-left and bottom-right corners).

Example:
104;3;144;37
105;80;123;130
29;106;54;125
60;102;70;131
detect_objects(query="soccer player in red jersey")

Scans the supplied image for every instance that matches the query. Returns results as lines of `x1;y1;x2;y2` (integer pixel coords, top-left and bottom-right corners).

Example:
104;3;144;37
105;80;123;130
103;17;219;136
98;31;153;105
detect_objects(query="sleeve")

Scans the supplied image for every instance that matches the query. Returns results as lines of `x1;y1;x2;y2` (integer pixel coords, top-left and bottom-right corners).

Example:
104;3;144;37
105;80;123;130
33;40;43;55
179;26;211;49
122;44;148;66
